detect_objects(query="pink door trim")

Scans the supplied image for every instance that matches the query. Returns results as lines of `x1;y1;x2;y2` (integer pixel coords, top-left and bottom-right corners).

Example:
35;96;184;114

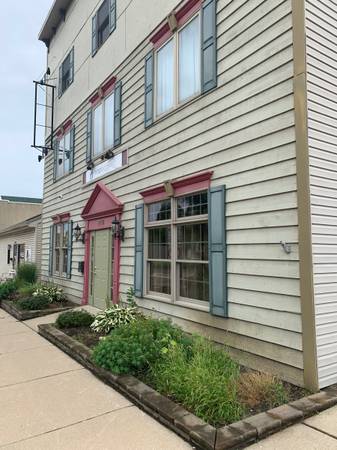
81;182;123;306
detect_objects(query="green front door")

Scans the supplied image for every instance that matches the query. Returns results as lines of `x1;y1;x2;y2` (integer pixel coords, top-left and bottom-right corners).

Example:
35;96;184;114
90;229;113;310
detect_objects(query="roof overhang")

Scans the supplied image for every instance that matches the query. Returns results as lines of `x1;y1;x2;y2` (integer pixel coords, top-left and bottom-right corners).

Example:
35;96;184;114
38;0;73;46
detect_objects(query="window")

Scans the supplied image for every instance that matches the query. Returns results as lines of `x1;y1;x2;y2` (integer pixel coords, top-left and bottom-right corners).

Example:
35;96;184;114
155;15;201;117
145;192;209;304
93;92;115;157
59;48;74;97
92;0;116;56
53;222;71;277
55;127;74;179
7;245;11;265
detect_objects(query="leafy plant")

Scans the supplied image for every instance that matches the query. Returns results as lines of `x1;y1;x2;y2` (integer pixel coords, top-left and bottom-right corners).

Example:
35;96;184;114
147;336;243;426
0;279;18;300
56;310;95;329
16;263;37;285
237;372;289;411
92;318;190;375
90;304;139;334
126;287;136;307
18;283;39;298
33;283;65;304
17;296;49;311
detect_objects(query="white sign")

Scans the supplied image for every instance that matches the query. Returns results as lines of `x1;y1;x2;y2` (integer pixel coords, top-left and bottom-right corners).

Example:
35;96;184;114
85;152;124;184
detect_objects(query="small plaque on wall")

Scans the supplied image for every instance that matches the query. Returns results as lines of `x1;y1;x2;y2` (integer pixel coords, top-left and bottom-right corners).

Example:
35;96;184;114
84;149;128;184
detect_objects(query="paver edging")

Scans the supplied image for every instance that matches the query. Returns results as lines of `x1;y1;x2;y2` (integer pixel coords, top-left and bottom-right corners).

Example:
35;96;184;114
1;299;75;321
38;323;337;450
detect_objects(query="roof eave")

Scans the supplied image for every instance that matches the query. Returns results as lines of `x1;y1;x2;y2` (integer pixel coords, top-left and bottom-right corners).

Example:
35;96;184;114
38;0;73;44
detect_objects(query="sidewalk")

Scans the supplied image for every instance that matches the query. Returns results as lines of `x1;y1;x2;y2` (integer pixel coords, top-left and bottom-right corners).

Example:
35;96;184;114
0;307;191;450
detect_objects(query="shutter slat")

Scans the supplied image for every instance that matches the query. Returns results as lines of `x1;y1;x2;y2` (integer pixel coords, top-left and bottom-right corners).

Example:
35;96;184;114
134;204;144;297
92;13;98;56
69;126;75;173
49;225;54;276
144;51;154;128
86;111;92;164
67;221;73;279
201;0;217;93
109;0;116;33
58;65;63;98
208;185;227;317
114;80;122;147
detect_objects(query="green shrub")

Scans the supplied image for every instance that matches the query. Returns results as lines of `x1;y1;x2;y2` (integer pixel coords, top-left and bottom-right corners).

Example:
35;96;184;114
93;319;191;375
90;304;139;334
56;310;95;329
0;279;18;300
17;296;49;311
148;337;243;426
33;283;65;303
16;263;37;285
18;283;39;298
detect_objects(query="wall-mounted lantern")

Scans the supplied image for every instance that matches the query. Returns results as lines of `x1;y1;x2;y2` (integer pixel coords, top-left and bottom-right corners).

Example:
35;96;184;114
112;217;125;241
74;224;85;243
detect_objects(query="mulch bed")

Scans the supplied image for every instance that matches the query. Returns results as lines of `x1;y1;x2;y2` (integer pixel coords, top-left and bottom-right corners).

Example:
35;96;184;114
1;299;76;321
60;326;105;348
38;323;337;450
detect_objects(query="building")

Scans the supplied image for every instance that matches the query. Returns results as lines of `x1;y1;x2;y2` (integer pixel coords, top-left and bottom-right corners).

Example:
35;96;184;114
38;0;337;391
0;196;42;232
0;214;42;280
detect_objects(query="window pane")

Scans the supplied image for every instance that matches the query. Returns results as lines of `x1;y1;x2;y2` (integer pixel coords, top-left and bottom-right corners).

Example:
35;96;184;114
177;191;208;218
148;227;171;259
63;249;68;274
62;53;71;91
57;137;64;177
104;93;114;150
93;104;103;156
179;262;209;301
98;0;109;47
149;261;171;294
63;131;70;174
63;223;69;248
179;16;201;102
55;225;62;248
156;39;174;115
55;249;60;273
148;200;171;222
177;223;208;261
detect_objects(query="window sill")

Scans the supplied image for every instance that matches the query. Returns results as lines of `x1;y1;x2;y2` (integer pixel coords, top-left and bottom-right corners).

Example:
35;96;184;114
143;293;209;313
54;172;72;183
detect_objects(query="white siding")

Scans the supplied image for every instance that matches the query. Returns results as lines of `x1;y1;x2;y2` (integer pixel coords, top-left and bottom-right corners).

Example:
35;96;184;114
0;230;37;278
306;0;337;388
41;0;304;385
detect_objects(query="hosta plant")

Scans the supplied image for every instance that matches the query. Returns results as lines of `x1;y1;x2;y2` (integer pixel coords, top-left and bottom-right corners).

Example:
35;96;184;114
33;283;65;303
90;304;139;334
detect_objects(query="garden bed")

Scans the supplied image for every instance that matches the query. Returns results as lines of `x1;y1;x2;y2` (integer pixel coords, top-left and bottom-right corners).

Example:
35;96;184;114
38;322;337;450
1;299;76;321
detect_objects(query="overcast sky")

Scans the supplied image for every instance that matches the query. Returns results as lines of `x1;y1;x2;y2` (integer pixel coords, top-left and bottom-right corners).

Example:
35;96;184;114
0;1;52;199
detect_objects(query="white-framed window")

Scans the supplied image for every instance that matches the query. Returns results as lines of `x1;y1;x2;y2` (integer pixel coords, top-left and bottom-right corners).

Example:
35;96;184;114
53;222;70;277
145;191;209;305
155;13;201;118
93;92;115;157
56;129;71;178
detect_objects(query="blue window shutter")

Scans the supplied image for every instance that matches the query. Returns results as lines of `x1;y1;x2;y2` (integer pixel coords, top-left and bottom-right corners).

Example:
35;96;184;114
92;13;98;56
49;225;54;276
114;80;122;147
134;204;144;297
144;51;154;128
201;0;217;93
109;0;116;33
69;47;74;85
69;126;75;173
208;185;227;317
86;111;92;164
67;221;73;279
53;139;59;182
58;65;63;98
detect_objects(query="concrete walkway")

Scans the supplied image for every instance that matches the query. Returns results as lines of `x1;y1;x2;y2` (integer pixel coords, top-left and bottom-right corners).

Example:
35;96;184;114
0;307;191;450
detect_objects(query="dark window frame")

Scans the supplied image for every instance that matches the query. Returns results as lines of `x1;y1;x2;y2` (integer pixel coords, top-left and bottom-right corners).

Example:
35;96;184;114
59;47;74;97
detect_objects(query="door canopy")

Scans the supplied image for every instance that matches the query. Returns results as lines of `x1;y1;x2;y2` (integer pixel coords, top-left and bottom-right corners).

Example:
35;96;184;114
81;182;123;222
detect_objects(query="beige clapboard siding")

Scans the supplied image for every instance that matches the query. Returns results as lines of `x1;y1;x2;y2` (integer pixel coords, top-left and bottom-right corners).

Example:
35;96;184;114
306;0;337;387
41;0;303;382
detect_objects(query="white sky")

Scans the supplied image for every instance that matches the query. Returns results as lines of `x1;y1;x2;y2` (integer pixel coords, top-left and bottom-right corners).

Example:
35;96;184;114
0;1;52;198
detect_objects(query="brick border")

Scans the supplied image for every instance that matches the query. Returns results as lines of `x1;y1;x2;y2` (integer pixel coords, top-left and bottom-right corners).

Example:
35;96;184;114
1;300;75;321
38;324;337;450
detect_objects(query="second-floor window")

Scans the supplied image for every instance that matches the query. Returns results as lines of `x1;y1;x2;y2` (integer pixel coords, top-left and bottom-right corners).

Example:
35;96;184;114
54;126;75;181
93;92;115;157
92;0;116;56
58;48;74;97
156;15;201;117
